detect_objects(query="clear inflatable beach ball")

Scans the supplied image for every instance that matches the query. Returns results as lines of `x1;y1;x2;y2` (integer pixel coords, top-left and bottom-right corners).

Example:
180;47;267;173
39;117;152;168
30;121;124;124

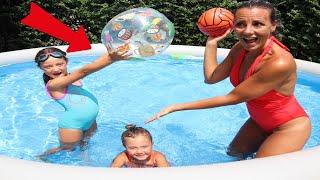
101;8;175;58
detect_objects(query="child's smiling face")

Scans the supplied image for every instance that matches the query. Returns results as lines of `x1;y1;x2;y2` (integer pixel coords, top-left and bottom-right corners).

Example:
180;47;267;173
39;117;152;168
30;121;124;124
125;134;153;161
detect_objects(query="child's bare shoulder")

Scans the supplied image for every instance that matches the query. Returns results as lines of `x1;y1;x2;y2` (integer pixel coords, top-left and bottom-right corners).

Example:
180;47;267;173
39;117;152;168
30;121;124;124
117;152;128;160
111;151;129;167
153;151;170;167
154;151;166;158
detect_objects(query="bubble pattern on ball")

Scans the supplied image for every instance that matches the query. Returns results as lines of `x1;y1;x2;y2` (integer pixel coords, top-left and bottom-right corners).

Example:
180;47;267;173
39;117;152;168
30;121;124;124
101;8;175;58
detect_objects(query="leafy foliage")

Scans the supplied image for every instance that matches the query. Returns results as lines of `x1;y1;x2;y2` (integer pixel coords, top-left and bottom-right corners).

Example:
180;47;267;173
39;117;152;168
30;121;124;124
271;0;320;62
0;0;319;62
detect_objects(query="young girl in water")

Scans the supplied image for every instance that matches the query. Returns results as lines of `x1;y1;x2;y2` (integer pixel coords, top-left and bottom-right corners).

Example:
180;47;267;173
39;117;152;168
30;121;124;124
111;124;170;168
35;46;130;156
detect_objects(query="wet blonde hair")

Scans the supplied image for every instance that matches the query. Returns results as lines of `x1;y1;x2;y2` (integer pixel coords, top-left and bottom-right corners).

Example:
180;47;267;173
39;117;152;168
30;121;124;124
121;124;153;147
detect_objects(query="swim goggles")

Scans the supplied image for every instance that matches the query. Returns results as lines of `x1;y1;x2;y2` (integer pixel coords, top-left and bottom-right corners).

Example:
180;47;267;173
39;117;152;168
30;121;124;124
36;51;66;63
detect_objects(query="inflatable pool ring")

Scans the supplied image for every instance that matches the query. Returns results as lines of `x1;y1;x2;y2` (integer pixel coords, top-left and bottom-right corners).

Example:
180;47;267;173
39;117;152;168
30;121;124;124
101;8;175;58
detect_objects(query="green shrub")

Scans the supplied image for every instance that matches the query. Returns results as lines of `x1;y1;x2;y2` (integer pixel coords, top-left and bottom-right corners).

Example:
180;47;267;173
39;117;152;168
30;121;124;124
0;0;319;62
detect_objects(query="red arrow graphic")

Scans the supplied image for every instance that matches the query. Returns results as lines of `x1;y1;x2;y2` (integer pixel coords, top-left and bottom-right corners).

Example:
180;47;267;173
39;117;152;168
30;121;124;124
21;2;91;52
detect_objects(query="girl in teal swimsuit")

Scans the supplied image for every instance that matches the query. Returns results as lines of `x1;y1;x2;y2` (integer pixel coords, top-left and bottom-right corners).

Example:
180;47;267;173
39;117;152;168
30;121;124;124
35;46;130;156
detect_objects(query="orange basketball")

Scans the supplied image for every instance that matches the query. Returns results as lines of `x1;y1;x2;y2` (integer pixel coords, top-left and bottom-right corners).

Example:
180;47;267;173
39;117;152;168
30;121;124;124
197;8;234;37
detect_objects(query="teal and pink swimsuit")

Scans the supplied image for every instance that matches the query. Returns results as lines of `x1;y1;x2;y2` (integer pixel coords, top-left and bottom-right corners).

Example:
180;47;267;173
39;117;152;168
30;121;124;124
46;82;99;131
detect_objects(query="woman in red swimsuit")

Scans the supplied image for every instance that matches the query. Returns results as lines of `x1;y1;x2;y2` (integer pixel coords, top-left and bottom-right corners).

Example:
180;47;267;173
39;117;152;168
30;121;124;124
146;0;311;159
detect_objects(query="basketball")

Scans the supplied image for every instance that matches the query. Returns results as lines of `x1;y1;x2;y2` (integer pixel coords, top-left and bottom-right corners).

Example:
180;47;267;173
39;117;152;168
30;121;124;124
197;8;234;37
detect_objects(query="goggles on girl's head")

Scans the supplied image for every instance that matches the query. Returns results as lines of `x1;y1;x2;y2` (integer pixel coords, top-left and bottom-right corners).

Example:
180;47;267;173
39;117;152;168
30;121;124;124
36;51;66;63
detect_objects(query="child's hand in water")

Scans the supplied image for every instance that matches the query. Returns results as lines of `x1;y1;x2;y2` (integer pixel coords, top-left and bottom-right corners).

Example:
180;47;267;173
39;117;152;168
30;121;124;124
107;43;132;61
145;104;176;124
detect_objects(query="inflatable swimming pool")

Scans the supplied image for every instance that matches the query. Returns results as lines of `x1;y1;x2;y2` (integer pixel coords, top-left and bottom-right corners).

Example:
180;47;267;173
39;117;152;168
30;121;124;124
0;44;320;180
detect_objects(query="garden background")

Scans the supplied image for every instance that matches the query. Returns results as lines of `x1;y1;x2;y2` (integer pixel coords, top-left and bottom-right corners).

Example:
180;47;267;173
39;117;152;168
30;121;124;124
1;0;319;62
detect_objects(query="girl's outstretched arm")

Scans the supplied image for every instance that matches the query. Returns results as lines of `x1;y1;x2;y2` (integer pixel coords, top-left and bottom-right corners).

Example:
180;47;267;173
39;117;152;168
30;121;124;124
48;47;130;91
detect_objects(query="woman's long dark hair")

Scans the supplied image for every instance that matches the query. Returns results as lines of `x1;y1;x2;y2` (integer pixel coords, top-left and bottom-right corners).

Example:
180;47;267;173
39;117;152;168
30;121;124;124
234;0;281;35
35;47;67;84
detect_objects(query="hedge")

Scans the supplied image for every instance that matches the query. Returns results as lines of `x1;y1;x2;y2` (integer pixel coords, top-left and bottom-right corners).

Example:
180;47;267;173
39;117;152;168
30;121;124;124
0;0;319;62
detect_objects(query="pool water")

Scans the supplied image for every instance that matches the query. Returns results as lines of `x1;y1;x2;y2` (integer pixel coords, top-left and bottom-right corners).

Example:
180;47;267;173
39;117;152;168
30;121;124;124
0;54;319;167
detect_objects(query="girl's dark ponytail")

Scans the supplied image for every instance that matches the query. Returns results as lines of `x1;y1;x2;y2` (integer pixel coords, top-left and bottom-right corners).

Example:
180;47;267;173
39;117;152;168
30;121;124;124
43;73;52;85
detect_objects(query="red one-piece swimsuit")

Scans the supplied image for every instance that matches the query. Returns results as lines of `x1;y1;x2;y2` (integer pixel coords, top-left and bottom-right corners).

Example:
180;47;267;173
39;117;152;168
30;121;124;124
230;36;308;133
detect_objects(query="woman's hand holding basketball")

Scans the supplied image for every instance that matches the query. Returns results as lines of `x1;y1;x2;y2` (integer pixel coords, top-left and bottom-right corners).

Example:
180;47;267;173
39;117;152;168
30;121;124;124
206;28;232;46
